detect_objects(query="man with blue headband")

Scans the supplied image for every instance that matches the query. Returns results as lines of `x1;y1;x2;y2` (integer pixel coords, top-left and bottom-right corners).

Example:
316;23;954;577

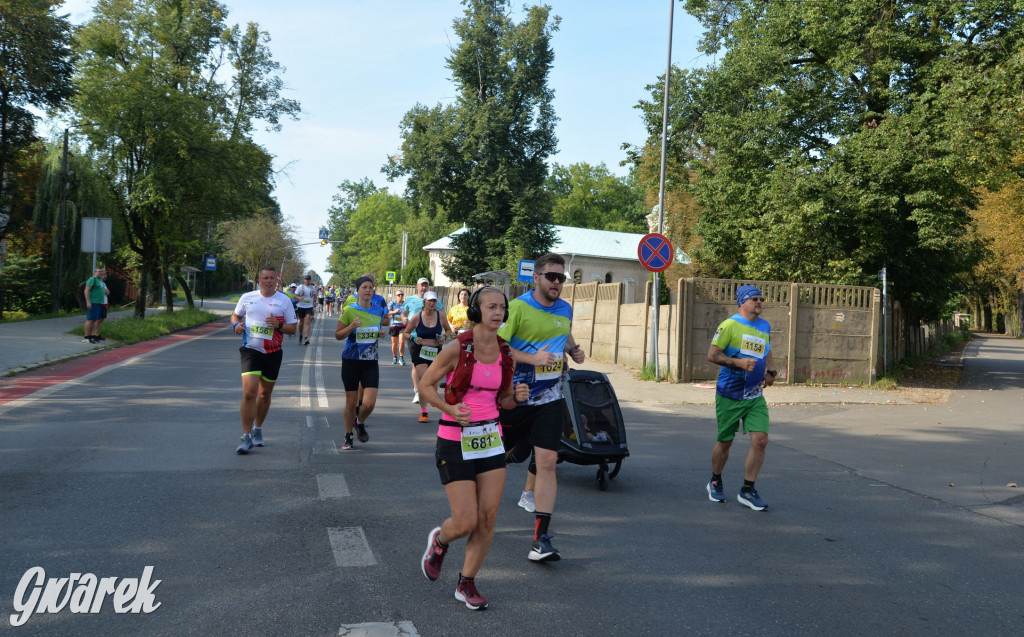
705;284;776;510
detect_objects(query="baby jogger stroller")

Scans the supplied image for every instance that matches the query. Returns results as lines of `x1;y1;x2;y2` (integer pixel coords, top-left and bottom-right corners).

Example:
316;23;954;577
558;368;629;490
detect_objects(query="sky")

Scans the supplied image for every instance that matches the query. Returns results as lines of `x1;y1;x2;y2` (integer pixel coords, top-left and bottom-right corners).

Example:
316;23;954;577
55;0;708;278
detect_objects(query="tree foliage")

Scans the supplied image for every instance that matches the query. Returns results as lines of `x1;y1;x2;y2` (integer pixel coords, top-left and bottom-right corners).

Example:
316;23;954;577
71;0;299;316
546;162;646;233
386;0;560;284
631;0;1024;323
0;0;75;233
219;213;302;289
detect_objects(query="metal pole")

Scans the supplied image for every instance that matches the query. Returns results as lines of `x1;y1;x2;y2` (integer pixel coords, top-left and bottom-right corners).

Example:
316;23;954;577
53;128;69;313
650;0;675;377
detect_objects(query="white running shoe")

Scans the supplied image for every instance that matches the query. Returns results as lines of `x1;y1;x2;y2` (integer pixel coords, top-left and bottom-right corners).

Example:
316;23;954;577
412;391;420;404
517;491;536;513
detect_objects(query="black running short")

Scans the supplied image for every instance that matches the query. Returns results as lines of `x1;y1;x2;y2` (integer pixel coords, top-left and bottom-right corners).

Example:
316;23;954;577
499;399;563;453
435;437;506;485
295;307;313;319
239;346;283;382
389;325;405;337
341;358;379;392
409;343;440;367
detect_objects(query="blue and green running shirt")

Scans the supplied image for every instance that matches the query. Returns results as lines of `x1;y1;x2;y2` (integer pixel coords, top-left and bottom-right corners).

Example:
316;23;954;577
339;301;388;360
711;313;772;400
498;292;573;405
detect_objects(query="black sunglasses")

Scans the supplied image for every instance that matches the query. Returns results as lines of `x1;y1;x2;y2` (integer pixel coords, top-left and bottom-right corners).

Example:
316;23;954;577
540;271;567;284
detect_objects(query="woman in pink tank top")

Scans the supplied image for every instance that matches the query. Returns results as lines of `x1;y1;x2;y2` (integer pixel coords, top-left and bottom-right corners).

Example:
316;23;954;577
415;287;528;611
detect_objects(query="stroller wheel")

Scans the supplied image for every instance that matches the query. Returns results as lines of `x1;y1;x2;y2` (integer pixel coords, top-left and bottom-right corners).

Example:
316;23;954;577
609;459;623;479
596;466;609;491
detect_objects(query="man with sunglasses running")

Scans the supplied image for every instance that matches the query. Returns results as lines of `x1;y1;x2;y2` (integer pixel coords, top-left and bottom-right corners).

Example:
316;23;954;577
498;253;585;562
705;284;776;510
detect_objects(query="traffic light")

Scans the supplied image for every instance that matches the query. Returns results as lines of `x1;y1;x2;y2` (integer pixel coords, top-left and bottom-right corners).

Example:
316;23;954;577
321;239;327;246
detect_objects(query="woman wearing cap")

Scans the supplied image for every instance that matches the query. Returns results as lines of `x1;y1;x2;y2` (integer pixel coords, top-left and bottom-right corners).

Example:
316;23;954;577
417;286;529;610
404;291;452;423
447;288;472;334
335;276;390;450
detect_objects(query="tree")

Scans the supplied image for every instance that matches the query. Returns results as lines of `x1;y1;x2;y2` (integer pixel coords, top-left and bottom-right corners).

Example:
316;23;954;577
0;0;75;234
546;162;646;232
72;0;299;317
969;162;1024;336
386;0;560;283
325;178;380;280
219;213;301;289
632;0;1024;328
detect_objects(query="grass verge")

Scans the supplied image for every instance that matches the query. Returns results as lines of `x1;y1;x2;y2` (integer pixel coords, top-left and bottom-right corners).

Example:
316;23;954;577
640;362;673;382
70;308;221;345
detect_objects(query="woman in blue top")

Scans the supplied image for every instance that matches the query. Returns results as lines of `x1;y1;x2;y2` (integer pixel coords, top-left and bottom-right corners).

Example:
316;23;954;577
335;277;389;450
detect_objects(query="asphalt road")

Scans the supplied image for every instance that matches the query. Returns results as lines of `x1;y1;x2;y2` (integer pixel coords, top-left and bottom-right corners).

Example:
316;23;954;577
1;314;1023;636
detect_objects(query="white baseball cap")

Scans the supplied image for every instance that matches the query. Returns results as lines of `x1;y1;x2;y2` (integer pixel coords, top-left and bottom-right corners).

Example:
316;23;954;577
417;277;430;285
423;291;438;301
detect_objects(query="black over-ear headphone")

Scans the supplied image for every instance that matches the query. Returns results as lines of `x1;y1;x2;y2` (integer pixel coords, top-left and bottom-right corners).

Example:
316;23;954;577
467;286;509;323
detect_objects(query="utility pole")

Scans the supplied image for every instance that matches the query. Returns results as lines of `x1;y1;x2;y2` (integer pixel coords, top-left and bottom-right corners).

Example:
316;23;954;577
650;0;675;378
52;128;70;313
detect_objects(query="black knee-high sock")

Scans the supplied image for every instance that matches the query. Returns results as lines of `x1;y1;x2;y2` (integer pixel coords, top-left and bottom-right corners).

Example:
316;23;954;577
534;512;551;540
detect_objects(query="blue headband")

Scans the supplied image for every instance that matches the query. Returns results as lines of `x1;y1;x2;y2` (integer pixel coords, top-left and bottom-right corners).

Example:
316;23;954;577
736;285;763;306
354;276;373;291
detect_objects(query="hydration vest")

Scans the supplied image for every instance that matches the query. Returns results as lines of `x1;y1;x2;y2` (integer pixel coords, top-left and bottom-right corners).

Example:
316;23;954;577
444;330;515;406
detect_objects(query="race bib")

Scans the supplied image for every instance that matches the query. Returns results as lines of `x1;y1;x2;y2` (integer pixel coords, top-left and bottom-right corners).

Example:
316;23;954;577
355;326;379;343
535;353;564;381
247;321;273;340
460;421;504;460
740;334;766;358
419;345;439;361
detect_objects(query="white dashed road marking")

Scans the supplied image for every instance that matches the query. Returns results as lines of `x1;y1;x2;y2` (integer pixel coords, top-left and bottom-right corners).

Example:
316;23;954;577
337;621;419;636
328;527;377;567
317;473;350;498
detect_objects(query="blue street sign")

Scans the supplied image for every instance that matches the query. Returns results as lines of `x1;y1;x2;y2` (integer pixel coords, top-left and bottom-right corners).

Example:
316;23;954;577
518;260;535;283
318;228;329;241
204;255;217;271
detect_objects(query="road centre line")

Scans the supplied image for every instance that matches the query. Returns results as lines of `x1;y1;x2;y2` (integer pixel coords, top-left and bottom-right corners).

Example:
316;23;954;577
337;621;419;636
317;473;350;498
328;527;377;567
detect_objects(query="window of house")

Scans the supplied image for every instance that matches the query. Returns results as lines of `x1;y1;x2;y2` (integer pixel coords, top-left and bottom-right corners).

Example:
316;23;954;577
605;272;613;283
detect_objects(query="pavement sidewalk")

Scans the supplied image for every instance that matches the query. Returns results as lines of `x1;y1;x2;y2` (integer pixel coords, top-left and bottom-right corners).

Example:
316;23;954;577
2;296;960;405
0;297;235;378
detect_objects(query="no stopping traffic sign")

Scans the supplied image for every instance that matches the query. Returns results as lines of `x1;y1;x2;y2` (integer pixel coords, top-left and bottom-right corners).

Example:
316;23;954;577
638;233;674;272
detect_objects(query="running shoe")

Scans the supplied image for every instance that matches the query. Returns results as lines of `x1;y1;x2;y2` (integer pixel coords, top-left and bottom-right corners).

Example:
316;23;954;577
412;391;420;404
392;357;398;365
454;578;487;610
355;419;369;443
418;413;429;423
707;479;727;503
251;427;265;447
528;534;560;562
236;434;253;454
517;491;536;512
341;435;355;451
421;527;447;581
304;339;310;346
737;488;768;511
398;357;406;366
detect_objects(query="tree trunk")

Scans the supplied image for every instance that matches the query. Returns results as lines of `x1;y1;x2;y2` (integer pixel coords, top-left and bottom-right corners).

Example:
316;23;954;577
175;273;194;308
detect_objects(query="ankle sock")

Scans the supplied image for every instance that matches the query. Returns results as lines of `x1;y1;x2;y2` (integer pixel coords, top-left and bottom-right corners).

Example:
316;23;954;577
742;479;755;491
